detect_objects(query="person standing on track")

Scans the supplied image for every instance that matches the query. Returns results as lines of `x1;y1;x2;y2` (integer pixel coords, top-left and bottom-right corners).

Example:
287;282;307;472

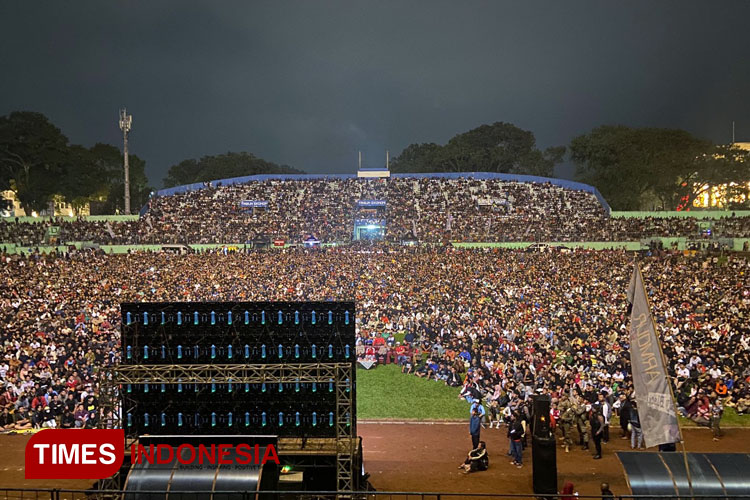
558;394;575;453
617;393;632;440
710;395;723;441
591;404;605;459
508;411;524;468
470;407;482;449
470;399;486;419
598;392;612;443
629;400;644;449
576;398;591;451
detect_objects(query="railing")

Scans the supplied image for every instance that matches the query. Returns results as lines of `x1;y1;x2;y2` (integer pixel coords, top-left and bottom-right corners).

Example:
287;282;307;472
1;491;749;500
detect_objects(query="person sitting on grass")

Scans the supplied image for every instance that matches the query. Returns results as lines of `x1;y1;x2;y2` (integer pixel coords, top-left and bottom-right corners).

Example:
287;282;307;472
60;407;76;429
12;406;32;431
488;400;502;428
401;352;416;375
426;359;440;380
445;366;461;387
0;408;17;432
414;359;430;378
458;441;488;474
734;393;750;415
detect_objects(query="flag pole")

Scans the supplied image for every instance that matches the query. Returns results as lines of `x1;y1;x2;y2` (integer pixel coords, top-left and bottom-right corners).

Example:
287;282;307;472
635;264;694;498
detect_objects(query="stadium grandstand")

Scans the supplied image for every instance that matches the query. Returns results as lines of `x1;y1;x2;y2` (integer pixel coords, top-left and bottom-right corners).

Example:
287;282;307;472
4;1;750;496
1;173;749;248
1;172;750;497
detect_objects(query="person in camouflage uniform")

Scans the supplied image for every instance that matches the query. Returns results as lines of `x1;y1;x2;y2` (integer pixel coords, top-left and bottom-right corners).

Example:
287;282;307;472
576;398;591;450
558;394;576;453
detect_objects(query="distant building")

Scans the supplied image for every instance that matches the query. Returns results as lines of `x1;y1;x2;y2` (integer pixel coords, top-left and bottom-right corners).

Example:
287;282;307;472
357;166;390;178
691;142;750;209
0;190;90;217
1;190;25;217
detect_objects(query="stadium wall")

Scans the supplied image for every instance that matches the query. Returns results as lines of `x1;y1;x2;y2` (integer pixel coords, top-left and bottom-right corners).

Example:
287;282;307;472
0;215;139;223
152;172;612;214
611;210;750;218
452;241;643;250
5;238;749;255
454;238;750;251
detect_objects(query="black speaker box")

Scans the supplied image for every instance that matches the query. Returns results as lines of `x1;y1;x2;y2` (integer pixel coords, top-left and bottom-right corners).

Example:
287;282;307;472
532;394;551;438
532;435;557;495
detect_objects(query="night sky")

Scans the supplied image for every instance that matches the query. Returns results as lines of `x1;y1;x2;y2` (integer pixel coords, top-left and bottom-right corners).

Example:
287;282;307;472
1;1;749;186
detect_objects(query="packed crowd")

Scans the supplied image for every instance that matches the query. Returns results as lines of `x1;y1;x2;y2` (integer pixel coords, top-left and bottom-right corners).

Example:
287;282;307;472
2;178;750;245
0;247;748;439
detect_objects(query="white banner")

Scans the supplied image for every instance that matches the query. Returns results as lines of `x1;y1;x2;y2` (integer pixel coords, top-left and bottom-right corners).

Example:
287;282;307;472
627;265;681;448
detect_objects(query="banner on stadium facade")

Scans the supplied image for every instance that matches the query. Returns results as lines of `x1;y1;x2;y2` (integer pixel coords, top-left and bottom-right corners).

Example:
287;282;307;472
240;200;269;208
273;239;285;247
356;199;386;208
354;218;386;226
627;264;681;448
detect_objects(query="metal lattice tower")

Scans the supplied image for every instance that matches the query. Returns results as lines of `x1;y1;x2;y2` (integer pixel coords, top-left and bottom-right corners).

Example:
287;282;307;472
119;108;132;215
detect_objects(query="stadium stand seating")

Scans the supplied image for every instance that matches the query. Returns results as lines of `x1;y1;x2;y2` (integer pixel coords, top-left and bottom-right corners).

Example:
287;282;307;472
2;175;749;245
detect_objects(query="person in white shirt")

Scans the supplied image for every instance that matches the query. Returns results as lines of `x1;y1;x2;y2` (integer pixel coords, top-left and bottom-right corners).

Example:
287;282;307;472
597;392;612;443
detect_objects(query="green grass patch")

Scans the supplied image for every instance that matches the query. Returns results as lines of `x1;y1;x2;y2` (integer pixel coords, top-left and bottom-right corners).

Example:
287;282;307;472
677;407;747;427
357;365;750;426
611;407;748;427
357;364;469;420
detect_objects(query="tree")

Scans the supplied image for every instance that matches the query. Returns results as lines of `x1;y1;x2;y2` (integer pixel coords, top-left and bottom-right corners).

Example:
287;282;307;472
58;145;107;214
390;122;564;176
389;143;442;173
163;152;303;188
0;112;154;215
88;143;152;214
0;111;70;213
570;126;750;210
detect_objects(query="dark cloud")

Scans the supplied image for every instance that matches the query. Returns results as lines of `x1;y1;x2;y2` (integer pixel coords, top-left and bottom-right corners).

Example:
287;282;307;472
1;1;749;186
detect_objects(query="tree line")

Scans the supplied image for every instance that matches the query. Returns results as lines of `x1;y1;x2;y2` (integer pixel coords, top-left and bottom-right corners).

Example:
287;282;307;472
0;112;301;214
0;112;151;214
392;122;749;210
2;111;748;213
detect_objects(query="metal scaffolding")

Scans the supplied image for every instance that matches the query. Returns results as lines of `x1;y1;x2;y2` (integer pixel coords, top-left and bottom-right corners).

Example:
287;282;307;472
106;362;357;496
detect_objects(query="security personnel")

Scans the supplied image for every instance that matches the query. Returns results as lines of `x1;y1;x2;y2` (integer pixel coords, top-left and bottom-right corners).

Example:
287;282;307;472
577;400;591;450
558;394;575;453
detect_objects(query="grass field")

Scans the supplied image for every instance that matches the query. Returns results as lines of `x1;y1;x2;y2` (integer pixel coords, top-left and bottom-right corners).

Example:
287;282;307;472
357;364;468;419
356;364;750;426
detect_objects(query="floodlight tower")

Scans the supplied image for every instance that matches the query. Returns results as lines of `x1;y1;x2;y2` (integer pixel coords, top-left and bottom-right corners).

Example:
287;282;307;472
119;108;133;214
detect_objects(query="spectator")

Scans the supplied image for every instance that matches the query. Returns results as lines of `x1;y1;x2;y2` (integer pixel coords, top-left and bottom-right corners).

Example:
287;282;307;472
508;411;524;468
629;401;644;449
458;441;489;474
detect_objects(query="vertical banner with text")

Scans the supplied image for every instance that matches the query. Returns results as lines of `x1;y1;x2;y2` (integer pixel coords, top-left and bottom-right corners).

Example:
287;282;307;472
627;265;681;448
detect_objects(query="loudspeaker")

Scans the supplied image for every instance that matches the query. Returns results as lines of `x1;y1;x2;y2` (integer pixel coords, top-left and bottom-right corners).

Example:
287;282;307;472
532;435;557;495
532;394;551;438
